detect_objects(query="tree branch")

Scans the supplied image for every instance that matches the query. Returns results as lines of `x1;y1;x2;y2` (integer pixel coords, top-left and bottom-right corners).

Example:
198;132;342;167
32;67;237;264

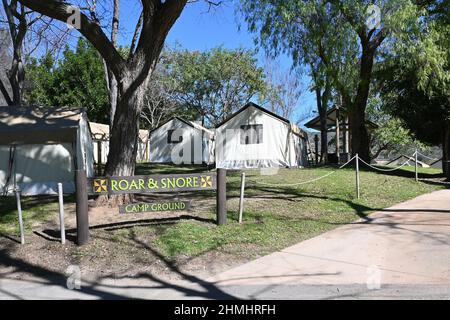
0;78;13;105
17;0;127;79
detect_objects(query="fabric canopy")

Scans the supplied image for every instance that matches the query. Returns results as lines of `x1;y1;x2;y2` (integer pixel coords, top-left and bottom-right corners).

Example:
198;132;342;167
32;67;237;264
0;106;83;144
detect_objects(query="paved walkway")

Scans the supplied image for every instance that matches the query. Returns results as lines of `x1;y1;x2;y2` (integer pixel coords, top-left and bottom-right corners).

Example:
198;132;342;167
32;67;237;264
1;190;450;299
208;189;450;299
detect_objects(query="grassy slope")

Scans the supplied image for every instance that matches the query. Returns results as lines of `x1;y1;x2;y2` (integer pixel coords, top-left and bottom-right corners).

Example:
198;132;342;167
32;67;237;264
0;164;445;261
150;164;445;258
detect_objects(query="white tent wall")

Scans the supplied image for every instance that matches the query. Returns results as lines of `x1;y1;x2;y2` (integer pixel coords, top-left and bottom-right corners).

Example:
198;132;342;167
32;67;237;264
92;140;110;164
8;143;75;195
289;132;308;167
0;107;94;196
149;118;213;164
90;122;149;164
137;138;150;163
216;106;289;169
215;104;309;169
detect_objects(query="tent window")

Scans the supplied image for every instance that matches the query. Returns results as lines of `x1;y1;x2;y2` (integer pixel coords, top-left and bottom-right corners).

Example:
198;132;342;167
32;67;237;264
168;130;183;144
240;124;263;145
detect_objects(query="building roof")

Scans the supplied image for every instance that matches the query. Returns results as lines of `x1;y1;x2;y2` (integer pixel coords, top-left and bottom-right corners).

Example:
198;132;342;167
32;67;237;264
90;122;149;143
150;117;215;139
304;106;379;131
215;102;308;139
0;105;85;144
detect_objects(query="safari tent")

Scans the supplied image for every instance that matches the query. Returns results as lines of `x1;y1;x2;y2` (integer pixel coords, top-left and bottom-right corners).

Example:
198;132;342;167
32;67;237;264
90;122;150;164
0;106;94;195
149;117;215;165
215;102;309;169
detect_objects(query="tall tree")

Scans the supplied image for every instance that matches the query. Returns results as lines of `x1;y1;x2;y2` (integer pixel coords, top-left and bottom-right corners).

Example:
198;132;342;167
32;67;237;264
239;0;421;161
25;38;109;123
378;0;449;178
1;0;66;105
17;0;195;203
166;46;267;126
262;59;304;120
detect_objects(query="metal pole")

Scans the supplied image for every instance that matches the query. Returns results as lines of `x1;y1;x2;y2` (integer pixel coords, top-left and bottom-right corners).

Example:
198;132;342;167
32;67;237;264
356;154;360;199
75;170;89;245
57;183;66;244
15;189;25;245
415;149;418;182
217;168;227;225
238;172;246;223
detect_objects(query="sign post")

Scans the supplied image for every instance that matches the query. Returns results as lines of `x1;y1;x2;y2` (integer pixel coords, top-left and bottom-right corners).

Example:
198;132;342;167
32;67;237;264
76;171;223;245
76;170;89;246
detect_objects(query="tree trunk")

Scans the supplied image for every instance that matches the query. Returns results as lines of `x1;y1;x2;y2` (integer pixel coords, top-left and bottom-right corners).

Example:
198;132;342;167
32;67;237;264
102;74;150;206
315;87;328;164
3;0;27;106
350;44;374;162
9;50;25;105
107;0;120;128
349;106;370;161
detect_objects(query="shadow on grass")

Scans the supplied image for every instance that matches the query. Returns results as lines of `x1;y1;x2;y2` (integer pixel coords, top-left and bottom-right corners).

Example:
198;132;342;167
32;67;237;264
135;163;214;175
35;214;216;245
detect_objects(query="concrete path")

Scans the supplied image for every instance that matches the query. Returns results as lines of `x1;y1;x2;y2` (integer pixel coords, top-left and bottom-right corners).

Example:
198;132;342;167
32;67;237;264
208;189;450;299
1;190;450;299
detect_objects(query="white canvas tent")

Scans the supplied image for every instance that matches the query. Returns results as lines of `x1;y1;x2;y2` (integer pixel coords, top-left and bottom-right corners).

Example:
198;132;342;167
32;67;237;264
215;102;309;169
0;106;94;195
90;122;150;164
149;117;215;165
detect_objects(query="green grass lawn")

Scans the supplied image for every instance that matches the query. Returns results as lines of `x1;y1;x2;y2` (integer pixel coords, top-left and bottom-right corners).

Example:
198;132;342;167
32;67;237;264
151;164;446;258
1;163;446;262
0;195;75;234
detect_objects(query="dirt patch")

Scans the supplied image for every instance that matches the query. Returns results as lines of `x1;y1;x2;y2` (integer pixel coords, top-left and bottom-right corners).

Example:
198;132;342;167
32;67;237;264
0;193;247;285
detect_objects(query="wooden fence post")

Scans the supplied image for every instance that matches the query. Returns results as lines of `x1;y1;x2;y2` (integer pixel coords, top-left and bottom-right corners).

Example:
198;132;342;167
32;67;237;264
75;170;89;245
217;168;227;225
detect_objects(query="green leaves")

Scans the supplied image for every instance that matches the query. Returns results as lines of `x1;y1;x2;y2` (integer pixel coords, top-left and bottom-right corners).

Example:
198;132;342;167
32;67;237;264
163;46;267;126
25;38;109;123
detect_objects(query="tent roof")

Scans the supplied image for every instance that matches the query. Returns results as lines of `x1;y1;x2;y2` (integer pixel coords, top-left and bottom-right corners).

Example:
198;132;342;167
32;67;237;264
215;102;308;139
90;122;149;143
150;117;215;139
304;106;379;131
0;105;84;144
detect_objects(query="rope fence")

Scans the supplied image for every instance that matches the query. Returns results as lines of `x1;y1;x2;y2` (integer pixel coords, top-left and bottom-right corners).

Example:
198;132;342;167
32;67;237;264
358;152;417;172
248;155;356;188
236;150;447;221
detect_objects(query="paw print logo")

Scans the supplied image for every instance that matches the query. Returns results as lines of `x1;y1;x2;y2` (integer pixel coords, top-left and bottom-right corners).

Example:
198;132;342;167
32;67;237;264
93;179;108;193
200;176;212;188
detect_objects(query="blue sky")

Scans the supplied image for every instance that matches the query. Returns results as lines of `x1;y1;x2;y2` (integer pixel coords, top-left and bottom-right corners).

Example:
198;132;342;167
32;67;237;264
109;1;317;125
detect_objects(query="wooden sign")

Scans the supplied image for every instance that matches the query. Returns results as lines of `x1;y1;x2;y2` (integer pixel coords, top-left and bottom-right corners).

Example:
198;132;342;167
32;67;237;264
87;173;216;195
119;200;191;214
